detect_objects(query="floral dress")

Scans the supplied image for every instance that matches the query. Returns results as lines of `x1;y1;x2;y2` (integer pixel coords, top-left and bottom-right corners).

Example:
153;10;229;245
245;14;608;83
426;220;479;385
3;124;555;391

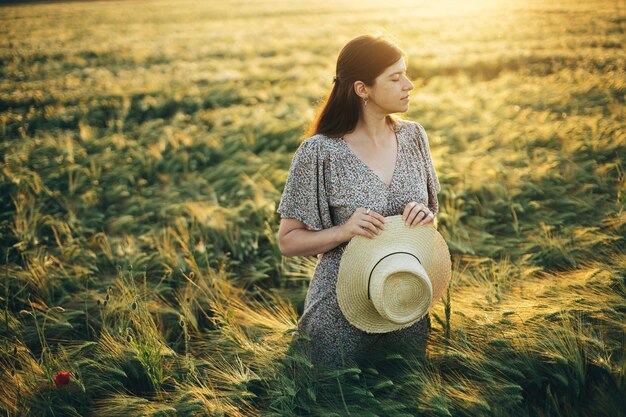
277;119;442;368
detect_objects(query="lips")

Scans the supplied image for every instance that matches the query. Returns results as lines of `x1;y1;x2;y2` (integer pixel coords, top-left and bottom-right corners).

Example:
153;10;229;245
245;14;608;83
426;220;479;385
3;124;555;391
401;95;410;100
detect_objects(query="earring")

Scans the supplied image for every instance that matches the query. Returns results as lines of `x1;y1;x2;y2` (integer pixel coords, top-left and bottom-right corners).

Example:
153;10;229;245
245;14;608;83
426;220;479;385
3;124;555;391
364;96;368;107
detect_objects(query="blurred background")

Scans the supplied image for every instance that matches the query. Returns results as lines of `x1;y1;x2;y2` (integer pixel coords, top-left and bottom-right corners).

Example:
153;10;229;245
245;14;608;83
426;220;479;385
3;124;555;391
1;0;624;416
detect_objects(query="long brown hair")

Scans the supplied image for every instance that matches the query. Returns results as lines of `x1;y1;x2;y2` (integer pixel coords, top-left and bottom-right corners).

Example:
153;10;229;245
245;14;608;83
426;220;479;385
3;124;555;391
304;34;407;139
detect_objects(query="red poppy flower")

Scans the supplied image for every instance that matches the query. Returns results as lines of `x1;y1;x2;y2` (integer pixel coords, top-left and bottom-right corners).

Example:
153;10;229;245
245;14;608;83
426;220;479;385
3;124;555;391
54;371;70;387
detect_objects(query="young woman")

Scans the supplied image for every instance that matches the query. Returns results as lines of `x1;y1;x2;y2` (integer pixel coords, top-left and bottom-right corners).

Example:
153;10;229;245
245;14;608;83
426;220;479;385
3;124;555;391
277;34;442;369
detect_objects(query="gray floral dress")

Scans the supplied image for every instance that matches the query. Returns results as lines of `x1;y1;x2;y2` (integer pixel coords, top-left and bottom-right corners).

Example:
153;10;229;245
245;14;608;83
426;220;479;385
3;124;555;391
277;119;442;369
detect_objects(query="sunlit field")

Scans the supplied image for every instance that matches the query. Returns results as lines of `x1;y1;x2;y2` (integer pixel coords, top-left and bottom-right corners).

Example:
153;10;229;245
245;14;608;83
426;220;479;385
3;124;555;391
1;0;624;415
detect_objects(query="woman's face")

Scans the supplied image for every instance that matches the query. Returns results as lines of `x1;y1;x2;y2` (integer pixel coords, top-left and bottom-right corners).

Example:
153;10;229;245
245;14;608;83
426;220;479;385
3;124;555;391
365;57;415;114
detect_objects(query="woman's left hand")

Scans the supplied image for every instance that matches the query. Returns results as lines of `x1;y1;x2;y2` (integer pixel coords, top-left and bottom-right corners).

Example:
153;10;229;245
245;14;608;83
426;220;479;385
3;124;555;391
402;202;435;227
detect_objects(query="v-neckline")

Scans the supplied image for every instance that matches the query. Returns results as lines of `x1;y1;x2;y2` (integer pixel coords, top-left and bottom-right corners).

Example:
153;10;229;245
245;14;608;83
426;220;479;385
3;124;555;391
340;123;404;189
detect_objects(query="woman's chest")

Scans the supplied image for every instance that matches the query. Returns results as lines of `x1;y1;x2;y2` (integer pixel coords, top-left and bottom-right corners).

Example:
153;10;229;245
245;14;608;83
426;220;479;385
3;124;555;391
325;150;430;221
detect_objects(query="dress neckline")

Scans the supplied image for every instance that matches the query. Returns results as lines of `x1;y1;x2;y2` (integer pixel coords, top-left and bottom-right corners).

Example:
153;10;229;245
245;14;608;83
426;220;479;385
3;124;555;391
339;122;406;189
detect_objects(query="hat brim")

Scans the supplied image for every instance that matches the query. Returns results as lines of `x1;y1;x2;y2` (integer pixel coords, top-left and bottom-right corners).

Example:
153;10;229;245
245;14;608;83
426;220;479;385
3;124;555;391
336;214;451;333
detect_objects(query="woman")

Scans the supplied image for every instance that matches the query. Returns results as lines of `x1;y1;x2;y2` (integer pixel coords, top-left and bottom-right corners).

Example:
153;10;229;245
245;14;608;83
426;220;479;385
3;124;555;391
276;34;442;369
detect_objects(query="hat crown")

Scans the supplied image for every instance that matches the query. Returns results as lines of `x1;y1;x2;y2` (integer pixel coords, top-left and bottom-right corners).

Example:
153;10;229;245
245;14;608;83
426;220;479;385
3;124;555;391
369;253;432;324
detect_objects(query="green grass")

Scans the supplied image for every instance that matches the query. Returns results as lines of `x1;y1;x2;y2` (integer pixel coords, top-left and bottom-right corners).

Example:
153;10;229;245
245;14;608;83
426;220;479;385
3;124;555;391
1;0;625;415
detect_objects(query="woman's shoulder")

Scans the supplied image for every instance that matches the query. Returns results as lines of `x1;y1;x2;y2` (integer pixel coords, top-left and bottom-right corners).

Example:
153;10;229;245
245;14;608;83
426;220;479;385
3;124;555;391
300;133;326;146
395;117;414;129
303;132;343;144
395;117;423;132
398;118;430;145
288;134;333;169
298;133;343;156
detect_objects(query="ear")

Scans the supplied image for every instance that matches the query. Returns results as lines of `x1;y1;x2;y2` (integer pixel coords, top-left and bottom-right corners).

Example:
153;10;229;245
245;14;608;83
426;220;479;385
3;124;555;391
353;80;367;98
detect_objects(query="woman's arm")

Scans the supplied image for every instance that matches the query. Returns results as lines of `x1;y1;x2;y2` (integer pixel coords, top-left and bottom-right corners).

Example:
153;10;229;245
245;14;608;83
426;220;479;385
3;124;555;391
278;218;347;258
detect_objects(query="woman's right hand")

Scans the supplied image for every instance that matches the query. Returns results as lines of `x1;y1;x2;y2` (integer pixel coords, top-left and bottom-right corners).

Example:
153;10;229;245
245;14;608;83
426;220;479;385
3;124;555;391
338;207;386;242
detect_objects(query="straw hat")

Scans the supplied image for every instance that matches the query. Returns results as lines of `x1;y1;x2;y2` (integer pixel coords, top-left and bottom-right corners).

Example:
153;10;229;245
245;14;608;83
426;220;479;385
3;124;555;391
336;214;452;333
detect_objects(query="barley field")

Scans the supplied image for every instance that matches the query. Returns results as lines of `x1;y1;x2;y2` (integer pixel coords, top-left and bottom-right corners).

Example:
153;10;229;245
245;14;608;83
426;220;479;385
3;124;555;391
1;0;625;416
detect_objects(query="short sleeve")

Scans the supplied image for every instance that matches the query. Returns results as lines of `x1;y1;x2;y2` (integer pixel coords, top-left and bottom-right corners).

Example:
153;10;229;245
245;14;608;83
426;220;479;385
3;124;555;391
276;137;333;231
415;123;442;216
